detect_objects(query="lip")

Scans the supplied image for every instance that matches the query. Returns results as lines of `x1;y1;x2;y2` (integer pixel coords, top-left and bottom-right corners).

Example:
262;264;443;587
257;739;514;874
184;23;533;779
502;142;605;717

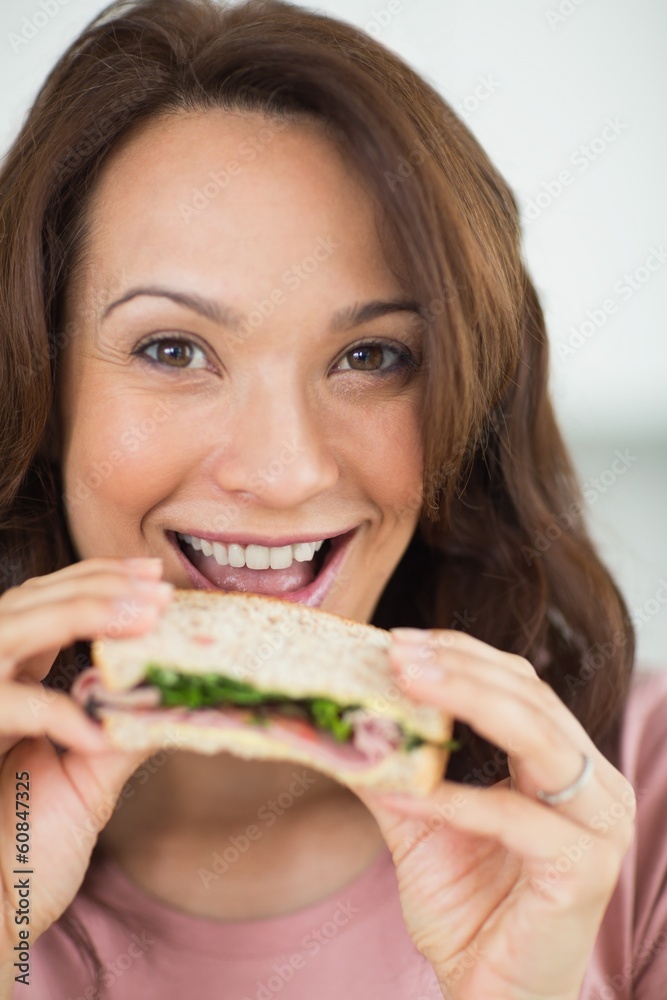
166;526;359;608
172;527;358;548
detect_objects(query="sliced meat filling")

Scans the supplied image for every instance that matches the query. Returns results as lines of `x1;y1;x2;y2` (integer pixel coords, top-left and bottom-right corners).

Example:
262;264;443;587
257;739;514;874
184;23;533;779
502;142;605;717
69;666;426;769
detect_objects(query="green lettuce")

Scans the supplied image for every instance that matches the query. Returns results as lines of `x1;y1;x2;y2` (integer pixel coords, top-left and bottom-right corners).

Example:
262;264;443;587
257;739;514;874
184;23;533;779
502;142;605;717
143;664;460;752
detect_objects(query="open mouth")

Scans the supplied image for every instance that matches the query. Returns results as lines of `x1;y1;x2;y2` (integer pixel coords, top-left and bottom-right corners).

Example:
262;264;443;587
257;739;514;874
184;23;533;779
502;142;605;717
166;527;357;608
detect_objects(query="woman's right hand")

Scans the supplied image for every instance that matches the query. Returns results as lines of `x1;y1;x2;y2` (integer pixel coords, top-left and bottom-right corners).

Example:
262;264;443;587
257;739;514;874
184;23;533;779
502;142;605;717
0;557;173;960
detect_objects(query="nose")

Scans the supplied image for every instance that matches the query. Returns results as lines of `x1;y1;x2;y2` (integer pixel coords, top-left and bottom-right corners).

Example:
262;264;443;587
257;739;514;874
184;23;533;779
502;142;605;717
210;375;340;509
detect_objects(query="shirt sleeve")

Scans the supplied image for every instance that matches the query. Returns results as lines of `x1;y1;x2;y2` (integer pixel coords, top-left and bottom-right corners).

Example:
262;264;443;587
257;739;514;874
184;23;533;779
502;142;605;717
623;671;667;999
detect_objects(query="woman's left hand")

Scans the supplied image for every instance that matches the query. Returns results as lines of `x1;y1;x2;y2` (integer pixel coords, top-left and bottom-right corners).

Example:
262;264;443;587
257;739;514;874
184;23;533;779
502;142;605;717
352;629;636;1000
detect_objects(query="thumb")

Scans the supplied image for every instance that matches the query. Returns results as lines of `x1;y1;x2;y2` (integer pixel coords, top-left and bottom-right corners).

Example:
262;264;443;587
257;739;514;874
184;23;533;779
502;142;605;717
59;745;152;851
350;785;424;855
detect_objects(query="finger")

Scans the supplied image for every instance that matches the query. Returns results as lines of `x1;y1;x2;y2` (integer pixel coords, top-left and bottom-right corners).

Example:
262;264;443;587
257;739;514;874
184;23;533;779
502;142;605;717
390;639;627;795
391;628;537;678
57;742;154;849
0;586;173;680
390;640;599;758
15;557;164;590
6;735;151;854
2;573;171;617
389;655;630;831
2;561;166;613
0;680;111;758
367;779;631;898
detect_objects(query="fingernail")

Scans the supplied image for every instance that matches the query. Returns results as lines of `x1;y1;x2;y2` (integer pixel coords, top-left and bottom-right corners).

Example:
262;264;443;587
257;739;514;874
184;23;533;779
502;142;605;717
390;628;432;643
414;664;447;683
130;580;174;599
112;597;162;618
389;645;445;682
122;557;164;577
389;641;439;664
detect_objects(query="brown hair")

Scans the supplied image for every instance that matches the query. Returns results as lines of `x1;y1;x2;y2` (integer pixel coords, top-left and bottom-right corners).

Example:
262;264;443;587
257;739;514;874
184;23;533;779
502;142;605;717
0;0;634;994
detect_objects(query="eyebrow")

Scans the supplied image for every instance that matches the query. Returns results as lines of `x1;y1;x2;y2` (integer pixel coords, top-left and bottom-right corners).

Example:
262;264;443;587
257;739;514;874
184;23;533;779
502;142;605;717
100;286;422;333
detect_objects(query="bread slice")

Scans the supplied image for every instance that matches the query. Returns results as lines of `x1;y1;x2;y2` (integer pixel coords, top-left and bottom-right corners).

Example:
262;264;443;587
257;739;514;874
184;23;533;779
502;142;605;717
92;589;449;742
97;710;449;795
90;589;453;795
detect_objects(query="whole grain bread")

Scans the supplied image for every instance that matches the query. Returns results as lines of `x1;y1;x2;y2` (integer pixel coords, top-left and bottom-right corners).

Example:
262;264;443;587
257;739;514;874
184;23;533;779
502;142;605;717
97;707;450;796
92;588;449;742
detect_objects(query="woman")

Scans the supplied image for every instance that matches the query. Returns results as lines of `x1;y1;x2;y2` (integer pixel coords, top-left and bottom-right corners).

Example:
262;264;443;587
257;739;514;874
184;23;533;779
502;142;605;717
0;1;665;997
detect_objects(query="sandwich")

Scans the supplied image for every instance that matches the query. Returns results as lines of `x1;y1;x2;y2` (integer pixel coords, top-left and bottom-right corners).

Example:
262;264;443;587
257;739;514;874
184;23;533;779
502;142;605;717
70;589;458;795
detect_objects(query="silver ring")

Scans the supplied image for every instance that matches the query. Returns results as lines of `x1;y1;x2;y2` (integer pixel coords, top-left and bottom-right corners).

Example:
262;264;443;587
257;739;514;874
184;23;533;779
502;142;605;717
535;753;594;806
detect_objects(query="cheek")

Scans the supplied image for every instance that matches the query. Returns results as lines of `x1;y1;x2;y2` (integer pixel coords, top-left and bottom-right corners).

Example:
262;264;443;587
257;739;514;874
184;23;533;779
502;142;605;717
339;397;423;515
60;387;189;538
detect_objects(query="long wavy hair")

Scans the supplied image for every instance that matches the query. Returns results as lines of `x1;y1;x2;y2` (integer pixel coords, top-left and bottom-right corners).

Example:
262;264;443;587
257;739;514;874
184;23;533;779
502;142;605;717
0;0;634;994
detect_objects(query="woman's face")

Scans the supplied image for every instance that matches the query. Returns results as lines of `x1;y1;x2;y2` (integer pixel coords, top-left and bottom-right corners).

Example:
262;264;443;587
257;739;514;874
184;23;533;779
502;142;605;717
57;110;425;624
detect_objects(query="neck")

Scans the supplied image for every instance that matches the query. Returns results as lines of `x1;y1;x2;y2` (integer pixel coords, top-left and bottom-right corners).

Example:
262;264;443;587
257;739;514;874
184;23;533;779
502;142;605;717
99;749;357;847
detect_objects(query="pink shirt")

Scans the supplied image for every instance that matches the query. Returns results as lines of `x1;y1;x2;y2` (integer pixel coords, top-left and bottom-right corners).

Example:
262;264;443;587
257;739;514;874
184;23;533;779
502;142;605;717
18;670;667;999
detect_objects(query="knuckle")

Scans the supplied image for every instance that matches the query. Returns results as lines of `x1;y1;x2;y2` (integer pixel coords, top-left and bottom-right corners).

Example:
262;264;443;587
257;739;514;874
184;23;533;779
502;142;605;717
0;584;21;606
428;629;461;652
619;781;637;822
617;816;637;855
509;653;537;677
61;593;120;619
504;701;561;755
537;679;564;710
587;836;625;888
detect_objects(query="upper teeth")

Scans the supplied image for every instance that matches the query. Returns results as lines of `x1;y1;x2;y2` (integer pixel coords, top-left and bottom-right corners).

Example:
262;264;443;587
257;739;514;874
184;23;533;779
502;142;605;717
176;533;325;570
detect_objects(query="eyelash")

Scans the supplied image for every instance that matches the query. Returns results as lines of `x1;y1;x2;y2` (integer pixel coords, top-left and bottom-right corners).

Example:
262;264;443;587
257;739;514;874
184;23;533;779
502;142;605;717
132;335;420;378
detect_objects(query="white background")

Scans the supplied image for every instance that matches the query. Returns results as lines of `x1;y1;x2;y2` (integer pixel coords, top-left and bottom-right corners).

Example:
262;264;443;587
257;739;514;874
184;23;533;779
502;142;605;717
1;0;665;668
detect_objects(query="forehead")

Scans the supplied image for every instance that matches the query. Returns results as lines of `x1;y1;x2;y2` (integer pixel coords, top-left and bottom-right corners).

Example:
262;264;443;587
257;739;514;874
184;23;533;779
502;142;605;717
74;109;397;293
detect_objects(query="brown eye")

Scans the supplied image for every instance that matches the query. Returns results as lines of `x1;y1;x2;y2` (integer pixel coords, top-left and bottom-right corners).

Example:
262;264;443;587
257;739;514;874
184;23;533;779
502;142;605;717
155;339;192;367
137;337;208;369
336;340;416;376
346;344;385;371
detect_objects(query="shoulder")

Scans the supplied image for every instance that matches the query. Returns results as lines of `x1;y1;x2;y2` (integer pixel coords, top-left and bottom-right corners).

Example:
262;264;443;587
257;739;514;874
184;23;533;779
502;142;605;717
585;669;667;999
